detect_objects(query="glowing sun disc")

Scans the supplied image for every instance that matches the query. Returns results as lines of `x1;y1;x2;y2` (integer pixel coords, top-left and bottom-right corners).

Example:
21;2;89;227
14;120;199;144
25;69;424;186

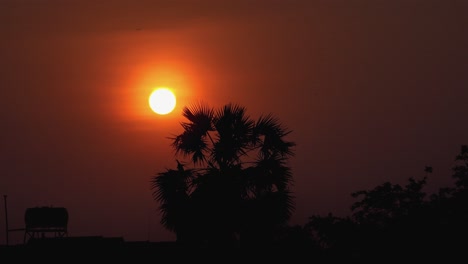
149;88;176;115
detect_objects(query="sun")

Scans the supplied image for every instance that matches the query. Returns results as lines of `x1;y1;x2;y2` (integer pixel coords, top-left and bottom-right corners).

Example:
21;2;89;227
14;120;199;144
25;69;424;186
149;88;176;115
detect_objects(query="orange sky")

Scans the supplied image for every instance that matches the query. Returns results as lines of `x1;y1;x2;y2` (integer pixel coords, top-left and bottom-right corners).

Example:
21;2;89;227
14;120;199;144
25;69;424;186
1;0;468;244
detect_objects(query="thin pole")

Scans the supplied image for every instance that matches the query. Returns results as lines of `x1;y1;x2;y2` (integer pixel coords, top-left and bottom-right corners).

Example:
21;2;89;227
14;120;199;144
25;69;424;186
3;195;8;246
147;209;151;242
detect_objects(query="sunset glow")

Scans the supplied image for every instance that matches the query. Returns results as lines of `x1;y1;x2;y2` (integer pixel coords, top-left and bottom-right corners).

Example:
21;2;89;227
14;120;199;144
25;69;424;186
1;0;466;248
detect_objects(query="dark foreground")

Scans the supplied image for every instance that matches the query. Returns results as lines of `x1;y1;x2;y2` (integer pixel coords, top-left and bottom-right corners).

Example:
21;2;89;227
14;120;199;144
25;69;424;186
0;236;462;263
0;237;312;262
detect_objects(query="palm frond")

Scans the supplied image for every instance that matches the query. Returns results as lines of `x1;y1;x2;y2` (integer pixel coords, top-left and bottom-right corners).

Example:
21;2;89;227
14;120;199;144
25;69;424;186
150;167;193;204
254;153;293;192
150;164;195;231
212;103;255;167
254;114;296;159
169;102;216;165
181;102;214;133
170;129;208;165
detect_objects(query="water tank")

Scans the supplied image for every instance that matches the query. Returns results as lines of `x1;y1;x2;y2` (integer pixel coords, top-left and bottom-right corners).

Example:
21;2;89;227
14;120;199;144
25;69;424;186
25;207;68;230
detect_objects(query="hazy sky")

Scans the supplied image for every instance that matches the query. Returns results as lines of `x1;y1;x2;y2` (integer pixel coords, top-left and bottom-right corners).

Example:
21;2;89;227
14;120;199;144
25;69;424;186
1;0;467;244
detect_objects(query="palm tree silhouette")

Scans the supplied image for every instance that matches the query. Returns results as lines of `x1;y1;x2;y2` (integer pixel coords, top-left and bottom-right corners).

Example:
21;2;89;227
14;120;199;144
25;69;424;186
151;102;296;246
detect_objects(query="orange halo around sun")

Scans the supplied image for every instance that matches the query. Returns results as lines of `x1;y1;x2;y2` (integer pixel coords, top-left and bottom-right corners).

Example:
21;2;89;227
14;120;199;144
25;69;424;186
149;88;176;115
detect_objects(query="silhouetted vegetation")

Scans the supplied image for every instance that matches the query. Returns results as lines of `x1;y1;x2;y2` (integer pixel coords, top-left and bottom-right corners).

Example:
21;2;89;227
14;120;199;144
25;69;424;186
151;103;296;247
305;144;468;261
4;114;468;260
149;103;468;259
